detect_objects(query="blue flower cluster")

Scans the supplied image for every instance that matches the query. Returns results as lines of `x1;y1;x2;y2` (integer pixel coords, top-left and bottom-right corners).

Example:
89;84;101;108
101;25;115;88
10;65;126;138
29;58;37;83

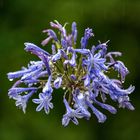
7;21;135;126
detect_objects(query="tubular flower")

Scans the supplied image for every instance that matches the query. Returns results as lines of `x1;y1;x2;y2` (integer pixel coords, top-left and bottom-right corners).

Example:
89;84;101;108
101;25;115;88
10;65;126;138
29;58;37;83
7;21;135;126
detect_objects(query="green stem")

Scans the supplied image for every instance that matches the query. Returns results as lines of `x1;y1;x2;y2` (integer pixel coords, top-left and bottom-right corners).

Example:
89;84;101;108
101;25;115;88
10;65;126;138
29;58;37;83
75;54;82;76
68;91;72;105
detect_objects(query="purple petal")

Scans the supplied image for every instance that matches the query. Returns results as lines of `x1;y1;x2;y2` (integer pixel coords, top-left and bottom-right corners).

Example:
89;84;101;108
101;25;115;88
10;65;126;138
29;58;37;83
114;61;129;82
72;22;77;44
41;36;52;46
24;43;50;56
36;102;44;112
44;29;58;42
81;28;94;49
86;100;107;123
84;74;90;87
43;75;53;94
54;77;62;89
93;99;117;114
52;50;61;61
62;115;70;127
74;49;90;55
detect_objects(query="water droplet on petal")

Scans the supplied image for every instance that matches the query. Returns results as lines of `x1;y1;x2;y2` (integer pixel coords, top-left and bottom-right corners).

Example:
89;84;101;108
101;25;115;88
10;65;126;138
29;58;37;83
63;87;66;90
9;79;13;81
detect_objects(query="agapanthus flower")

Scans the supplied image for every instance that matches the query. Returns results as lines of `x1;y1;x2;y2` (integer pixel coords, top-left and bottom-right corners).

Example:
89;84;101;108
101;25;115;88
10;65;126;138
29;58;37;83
8;20;135;127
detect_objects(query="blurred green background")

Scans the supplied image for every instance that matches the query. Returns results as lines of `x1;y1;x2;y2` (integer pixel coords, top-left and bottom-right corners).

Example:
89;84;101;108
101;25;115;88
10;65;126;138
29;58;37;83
0;0;140;140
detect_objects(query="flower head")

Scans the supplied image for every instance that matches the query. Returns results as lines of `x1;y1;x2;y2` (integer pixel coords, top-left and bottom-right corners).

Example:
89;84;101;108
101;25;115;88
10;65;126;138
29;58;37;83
62;98;83;126
33;92;53;114
14;90;35;113
8;21;135;126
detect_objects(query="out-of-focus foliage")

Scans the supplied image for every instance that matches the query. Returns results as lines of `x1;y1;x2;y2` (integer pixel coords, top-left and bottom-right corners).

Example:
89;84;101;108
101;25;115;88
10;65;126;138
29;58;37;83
0;0;140;140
